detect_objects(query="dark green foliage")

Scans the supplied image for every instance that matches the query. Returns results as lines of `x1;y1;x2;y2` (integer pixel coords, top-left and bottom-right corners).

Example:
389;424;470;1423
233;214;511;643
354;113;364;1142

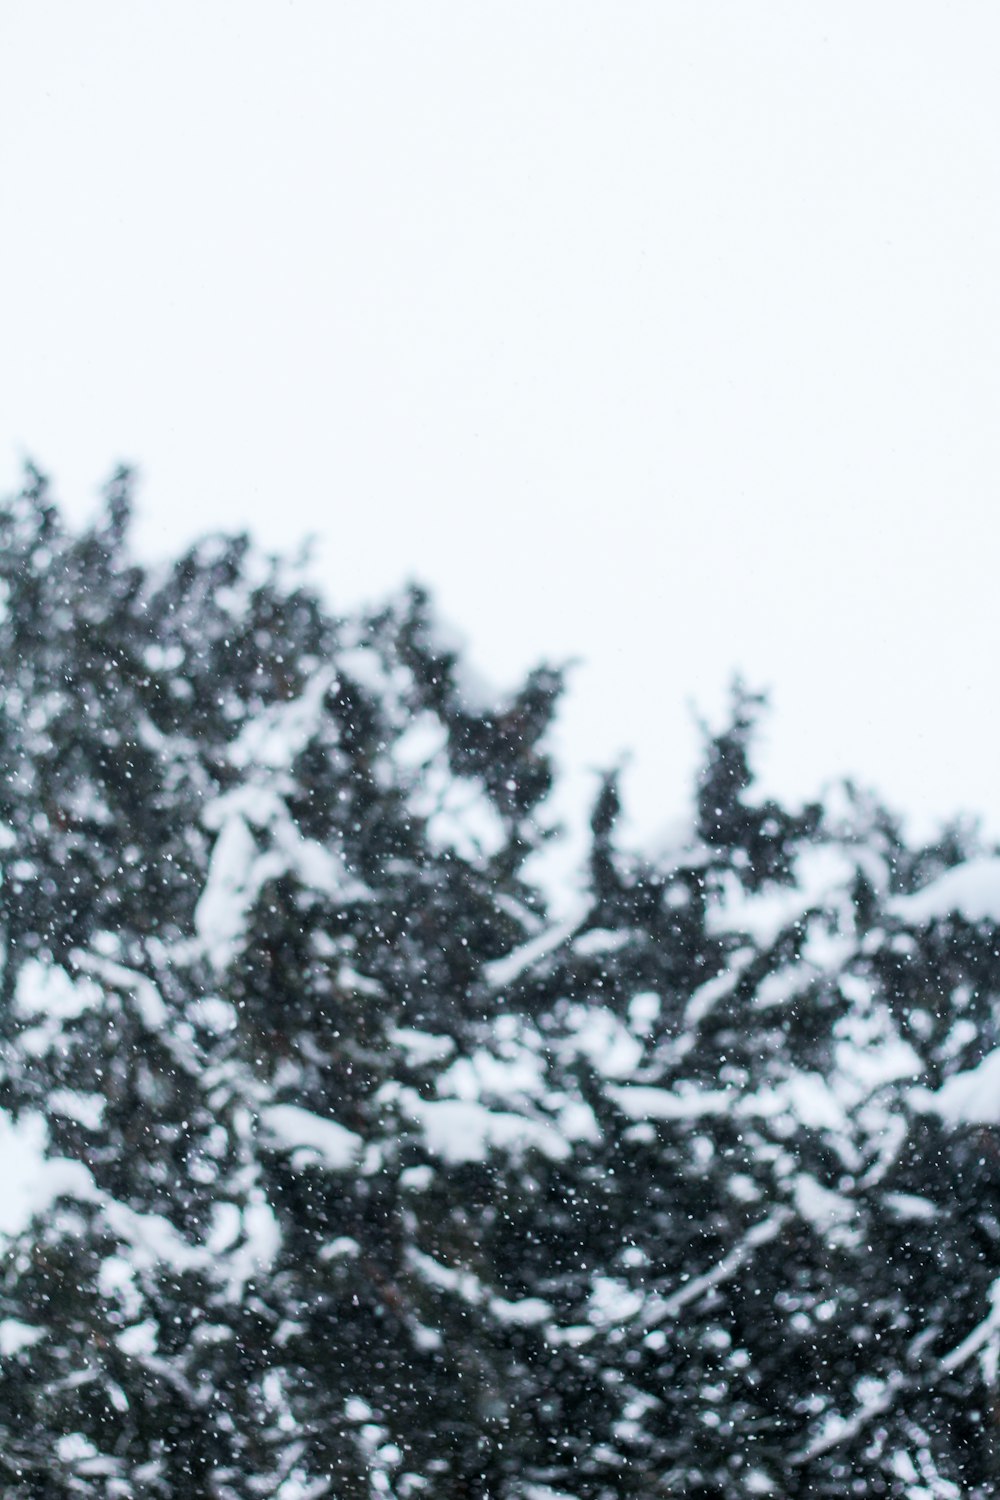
3;467;1000;1499
696;681;822;891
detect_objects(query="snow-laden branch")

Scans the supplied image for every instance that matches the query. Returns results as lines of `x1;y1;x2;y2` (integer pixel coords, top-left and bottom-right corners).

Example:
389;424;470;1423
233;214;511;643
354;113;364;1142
791;1372;906;1465
69;950;201;1077
791;1277;1000;1467
939;1276;1000;1373
643;1208;793;1327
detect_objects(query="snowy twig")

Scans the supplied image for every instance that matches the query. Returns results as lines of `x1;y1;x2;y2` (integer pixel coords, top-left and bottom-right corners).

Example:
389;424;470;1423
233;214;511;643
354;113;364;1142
790;1373;906;1465
643;1208;792;1327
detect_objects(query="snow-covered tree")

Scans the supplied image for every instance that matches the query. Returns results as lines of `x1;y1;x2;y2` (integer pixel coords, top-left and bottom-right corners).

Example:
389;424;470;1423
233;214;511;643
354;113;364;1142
4;470;1000;1499
0;469;569;1497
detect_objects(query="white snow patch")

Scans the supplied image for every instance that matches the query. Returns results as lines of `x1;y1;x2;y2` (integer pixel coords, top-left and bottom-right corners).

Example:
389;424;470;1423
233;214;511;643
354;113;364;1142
48;1089;106;1131
262;1105;362;1169
206;1201;243;1255
794;1175;857;1236
745;1473;777;1496
320;1237;360;1261
390;1029;455;1068
399;1166;435;1190
883;1192;938;1221
14;960;101;1020
189;996;238;1033
686;952;753;1026
228;670;336;771
98;1256;142;1320
607;1085;733;1121
709;846;856;947
223;1195;283;1296
792;1373;905;1464
0;1319;45;1355
628;991;661;1035
485;921;575;989
393;713;448;771
545;1324;596;1347
0;1110;95;1240
760;1073;851;1136
573;928;631;957
491;1295;552;1326
102;1200;207;1277
197;783;370;970
754;964;812;1010
407;756;508;863
562;1005;643;1079
555;1099;602;1145
394;1090;570;1163
891;858;1000;926
746;1470;779;1494
71;953;168;1030
916;1049;1000;1126
194;813;263;967
587;1276;644;1326
56;1434;102;1465
441;1046;545;1101
836;1025;922;1096
116;1321;158;1357
409;1246;545;1330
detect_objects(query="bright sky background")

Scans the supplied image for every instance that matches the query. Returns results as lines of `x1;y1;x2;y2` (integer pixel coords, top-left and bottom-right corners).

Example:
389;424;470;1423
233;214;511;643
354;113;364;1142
2;3;999;858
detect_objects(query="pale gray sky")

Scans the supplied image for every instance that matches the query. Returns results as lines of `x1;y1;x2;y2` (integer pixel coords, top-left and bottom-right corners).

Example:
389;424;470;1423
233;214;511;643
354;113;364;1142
3;3;999;855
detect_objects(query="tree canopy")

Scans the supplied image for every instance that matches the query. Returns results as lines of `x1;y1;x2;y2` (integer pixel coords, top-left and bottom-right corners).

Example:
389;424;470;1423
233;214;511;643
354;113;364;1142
2;469;1000;1499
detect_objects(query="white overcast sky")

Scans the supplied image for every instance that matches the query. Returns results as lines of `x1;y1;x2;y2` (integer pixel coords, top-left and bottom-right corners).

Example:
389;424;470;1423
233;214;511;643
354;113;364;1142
2;3;999;854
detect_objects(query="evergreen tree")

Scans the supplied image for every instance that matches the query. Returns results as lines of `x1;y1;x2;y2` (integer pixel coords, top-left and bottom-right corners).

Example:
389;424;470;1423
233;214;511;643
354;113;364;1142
5;470;1000;1500
0;469;568;1497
